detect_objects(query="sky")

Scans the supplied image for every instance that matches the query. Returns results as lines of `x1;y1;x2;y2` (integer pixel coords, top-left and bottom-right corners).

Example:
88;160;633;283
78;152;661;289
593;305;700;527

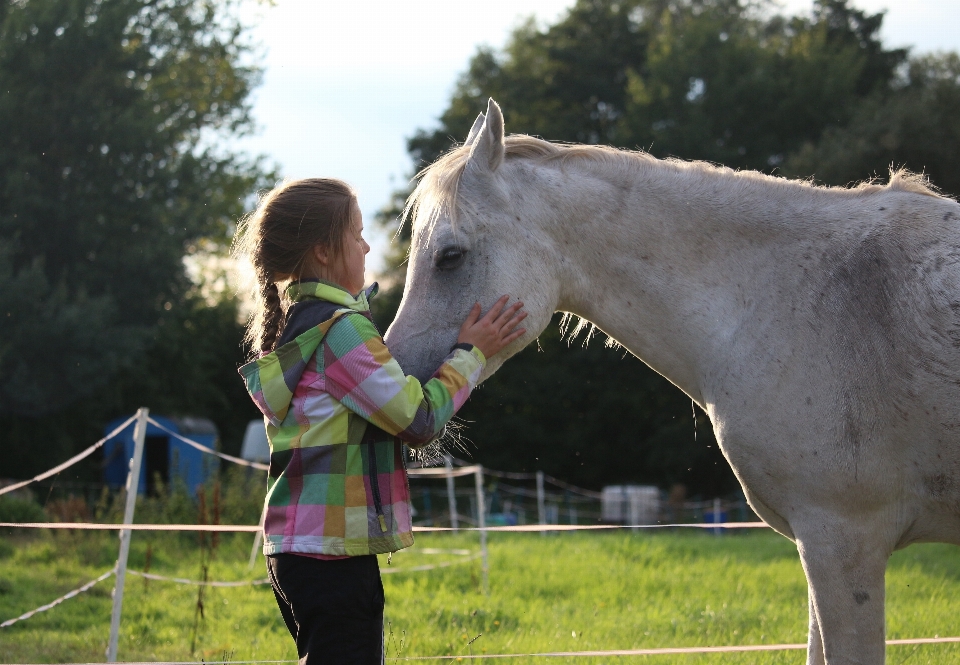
231;0;960;279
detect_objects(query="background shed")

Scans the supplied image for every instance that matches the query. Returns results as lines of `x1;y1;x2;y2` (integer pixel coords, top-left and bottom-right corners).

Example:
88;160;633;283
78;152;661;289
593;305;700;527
103;415;220;495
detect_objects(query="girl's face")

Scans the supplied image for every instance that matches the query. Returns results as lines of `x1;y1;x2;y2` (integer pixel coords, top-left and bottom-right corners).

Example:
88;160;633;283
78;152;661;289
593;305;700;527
329;202;369;294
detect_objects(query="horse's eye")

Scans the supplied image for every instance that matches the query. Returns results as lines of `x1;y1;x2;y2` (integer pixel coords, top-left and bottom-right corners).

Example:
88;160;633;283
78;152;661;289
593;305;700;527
435;246;466;271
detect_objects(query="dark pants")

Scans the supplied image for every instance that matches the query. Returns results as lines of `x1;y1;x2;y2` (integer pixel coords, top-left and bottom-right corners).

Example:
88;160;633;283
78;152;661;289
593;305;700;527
267;554;384;665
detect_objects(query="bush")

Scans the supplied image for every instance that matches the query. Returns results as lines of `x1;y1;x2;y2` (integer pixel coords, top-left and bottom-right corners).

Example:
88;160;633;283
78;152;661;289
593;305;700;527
0;495;47;533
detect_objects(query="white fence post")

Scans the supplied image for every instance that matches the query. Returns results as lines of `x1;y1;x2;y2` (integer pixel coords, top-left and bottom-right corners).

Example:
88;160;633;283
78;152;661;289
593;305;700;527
444;455;458;531
536;470;546;536
474;466;488;594
107;407;148;662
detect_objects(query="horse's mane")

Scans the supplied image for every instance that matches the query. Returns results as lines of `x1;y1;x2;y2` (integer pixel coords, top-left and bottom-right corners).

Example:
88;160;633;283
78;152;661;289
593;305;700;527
404;134;944;234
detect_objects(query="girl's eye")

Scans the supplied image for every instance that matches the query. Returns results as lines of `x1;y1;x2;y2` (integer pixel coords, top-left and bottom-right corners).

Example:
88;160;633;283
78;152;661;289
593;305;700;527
435;246;466;270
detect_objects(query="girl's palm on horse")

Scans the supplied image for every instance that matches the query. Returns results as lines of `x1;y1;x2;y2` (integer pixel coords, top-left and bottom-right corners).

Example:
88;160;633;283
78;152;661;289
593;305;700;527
458;295;526;358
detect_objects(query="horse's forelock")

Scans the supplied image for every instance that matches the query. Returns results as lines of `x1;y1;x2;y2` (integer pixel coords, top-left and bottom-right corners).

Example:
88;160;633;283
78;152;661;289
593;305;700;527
403;143;473;239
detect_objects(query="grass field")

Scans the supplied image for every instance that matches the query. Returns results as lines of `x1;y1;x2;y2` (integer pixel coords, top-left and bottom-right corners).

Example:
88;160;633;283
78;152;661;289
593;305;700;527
2;529;960;663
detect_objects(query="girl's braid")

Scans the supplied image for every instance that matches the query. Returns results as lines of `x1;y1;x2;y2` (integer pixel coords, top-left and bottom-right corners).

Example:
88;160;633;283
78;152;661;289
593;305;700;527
260;279;284;354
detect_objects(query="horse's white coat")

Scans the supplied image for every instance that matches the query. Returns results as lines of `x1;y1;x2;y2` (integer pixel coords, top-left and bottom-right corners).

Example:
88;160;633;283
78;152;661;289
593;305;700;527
384;99;960;665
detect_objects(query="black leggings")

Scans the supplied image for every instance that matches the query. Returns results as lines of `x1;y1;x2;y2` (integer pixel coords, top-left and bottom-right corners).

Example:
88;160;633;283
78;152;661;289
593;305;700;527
267;554;384;665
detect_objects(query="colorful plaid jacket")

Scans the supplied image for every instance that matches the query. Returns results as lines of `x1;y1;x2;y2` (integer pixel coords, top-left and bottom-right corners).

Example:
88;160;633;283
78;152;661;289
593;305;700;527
239;280;486;556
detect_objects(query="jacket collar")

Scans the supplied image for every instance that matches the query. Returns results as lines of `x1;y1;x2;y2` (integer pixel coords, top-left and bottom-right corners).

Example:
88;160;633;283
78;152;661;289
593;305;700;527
285;279;378;312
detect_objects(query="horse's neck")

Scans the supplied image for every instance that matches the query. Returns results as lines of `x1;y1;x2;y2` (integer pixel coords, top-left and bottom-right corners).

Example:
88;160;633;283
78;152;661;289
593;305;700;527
528;159;823;404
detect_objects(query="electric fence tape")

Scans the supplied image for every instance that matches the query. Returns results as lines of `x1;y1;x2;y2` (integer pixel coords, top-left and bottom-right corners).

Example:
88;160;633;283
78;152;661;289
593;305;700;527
0;415;138;497
4;635;960;660
125;570;270;587
10;425;952;656
0;521;770;532
146;417;269;471
0;568;115;628
1;553;482;627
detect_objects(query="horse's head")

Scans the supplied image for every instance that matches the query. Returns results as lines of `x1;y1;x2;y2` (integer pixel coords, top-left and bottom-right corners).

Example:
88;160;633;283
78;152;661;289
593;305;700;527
384;99;559;382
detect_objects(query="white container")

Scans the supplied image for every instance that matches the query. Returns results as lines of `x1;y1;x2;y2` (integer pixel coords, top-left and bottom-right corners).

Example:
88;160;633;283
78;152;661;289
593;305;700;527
602;485;660;525
240;419;270;464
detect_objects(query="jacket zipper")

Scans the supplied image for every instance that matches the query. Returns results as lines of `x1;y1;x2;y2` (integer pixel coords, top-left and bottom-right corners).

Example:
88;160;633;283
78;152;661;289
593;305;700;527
368;440;387;533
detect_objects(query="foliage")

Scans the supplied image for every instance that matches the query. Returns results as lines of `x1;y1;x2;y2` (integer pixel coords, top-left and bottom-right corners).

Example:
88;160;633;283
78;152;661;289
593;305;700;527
0;0;269;476
126;466;264;528
406;0;906;173
104;295;261;457
0;495;47;528
375;0;960;494
2;291;262;482
785;52;960;195
456;316;730;495
3;530;960;662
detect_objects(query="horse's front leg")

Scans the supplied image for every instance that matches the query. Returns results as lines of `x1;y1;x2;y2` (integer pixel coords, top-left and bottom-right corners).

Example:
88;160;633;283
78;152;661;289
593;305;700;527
794;519;890;665
807;586;825;665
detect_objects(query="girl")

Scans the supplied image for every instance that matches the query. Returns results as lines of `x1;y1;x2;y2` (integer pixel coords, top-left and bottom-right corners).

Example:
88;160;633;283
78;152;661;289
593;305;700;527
235;178;526;664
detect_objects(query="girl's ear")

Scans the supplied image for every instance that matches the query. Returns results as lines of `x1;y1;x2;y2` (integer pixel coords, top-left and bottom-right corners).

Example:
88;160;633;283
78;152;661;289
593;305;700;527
312;243;330;266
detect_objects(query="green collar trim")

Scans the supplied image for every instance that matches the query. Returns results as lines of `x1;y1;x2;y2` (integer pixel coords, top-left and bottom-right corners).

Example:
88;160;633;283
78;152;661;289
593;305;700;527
285;280;378;312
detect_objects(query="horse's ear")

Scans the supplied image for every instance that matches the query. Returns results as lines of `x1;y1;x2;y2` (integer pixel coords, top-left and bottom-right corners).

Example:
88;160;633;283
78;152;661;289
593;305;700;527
468;98;505;172
464;113;485;146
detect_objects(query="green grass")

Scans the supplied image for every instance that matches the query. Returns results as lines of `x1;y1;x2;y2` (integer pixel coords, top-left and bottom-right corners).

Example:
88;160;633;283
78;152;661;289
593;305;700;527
1;530;959;663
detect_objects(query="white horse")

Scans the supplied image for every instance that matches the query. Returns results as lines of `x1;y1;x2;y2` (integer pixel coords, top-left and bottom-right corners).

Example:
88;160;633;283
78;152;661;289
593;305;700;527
384;98;960;664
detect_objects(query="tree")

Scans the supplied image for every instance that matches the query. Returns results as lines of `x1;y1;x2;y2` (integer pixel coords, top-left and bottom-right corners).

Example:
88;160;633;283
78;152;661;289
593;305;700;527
785;52;960;196
0;0;270;477
408;0;906;171
378;0;950;494
0;0;266;417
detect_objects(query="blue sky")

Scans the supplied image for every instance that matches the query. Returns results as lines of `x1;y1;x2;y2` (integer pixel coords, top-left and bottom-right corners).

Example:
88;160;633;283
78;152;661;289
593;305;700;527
231;0;960;278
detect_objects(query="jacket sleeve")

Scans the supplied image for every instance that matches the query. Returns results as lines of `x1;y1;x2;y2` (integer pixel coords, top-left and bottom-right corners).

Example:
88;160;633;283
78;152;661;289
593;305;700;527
321;313;486;445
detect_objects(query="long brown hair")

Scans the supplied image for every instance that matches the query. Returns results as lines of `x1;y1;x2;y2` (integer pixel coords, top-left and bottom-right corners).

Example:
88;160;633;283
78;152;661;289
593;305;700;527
234;178;356;356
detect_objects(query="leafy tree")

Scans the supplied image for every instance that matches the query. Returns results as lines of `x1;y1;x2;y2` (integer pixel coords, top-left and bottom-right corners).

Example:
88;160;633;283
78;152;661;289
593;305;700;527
0;0;269;477
409;0;906;171
378;0;950;494
785;52;960;196
0;0;264;417
616;0;906;170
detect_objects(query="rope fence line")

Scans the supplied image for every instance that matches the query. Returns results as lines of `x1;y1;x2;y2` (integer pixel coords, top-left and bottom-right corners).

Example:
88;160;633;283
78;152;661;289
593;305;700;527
146;417;269;471
3;634;959;661
0;521;768;532
3;533;959;656
0;568;116;628
449;458;603;499
125;570;270;587
382;553;483;575
0;522;261;532
0;415;138;497
385;637;960;659
1;553;482;627
7;417;957;659
0;416;597;498
122;551;480;585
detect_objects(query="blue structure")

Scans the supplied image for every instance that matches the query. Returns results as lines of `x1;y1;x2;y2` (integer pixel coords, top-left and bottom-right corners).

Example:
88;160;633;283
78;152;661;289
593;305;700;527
103;415;220;495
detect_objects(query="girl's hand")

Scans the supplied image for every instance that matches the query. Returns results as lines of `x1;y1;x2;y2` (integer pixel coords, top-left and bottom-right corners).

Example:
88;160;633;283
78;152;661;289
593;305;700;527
457;295;527;359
